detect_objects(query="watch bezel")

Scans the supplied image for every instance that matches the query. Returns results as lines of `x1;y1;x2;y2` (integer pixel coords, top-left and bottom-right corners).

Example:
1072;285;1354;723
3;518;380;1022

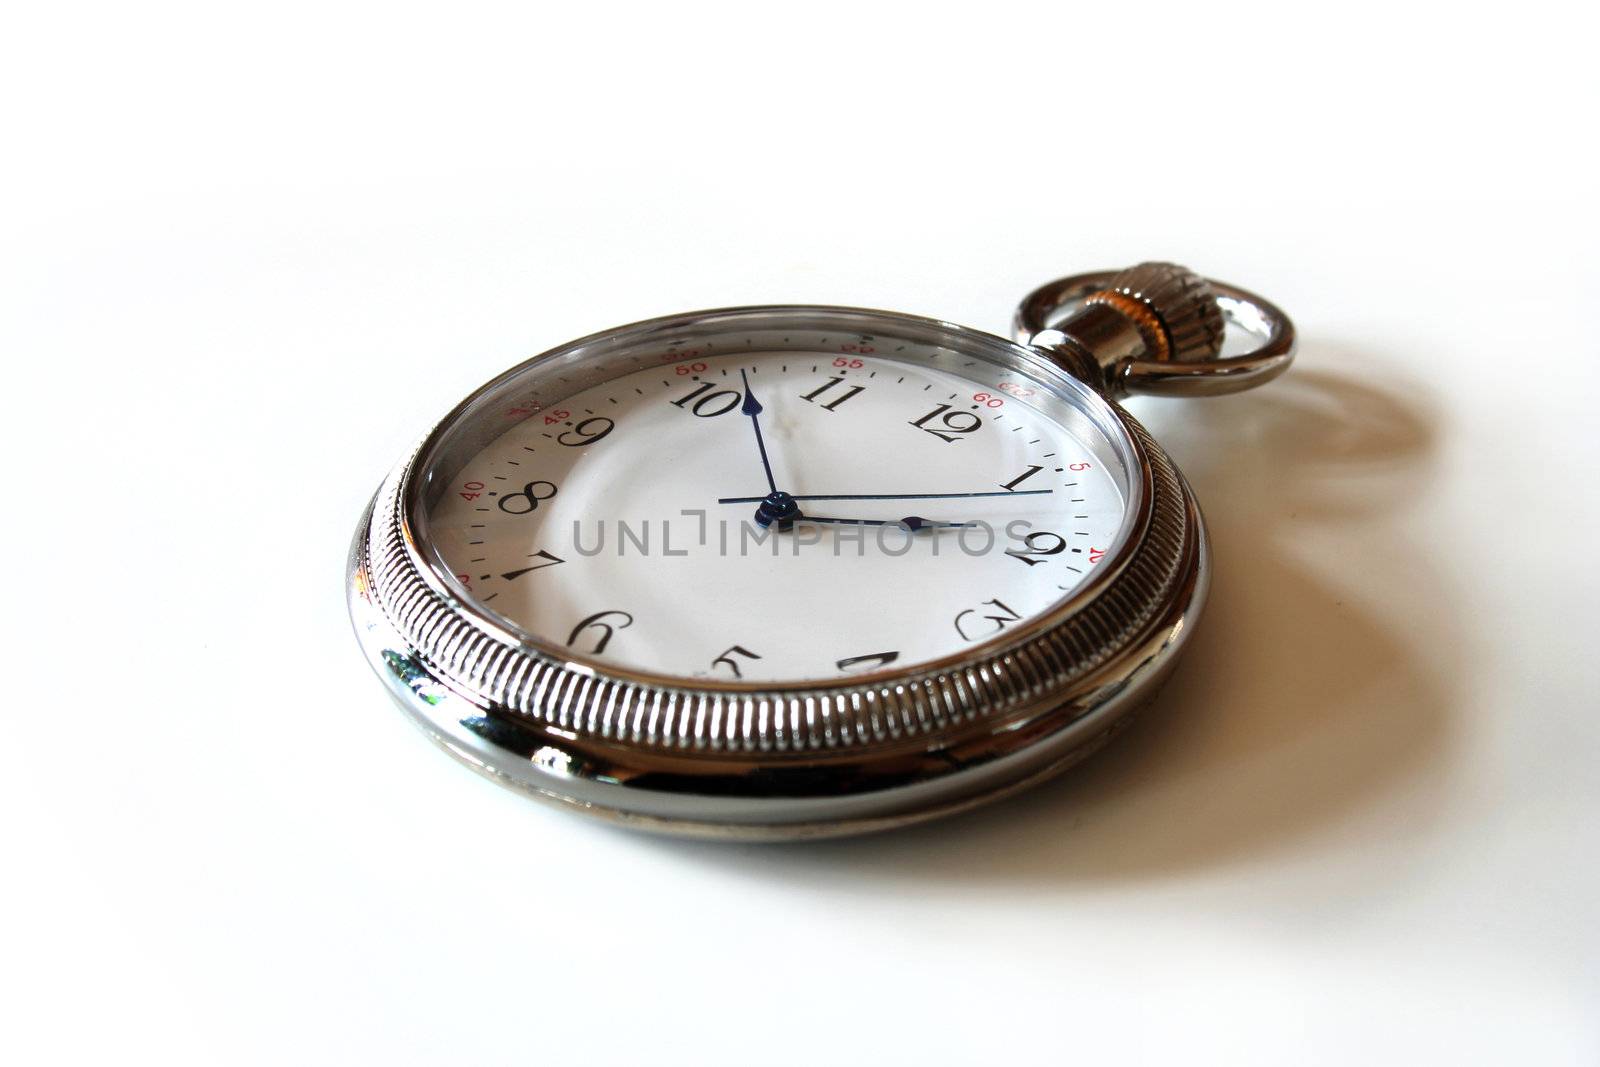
349;304;1206;834
401;305;1149;693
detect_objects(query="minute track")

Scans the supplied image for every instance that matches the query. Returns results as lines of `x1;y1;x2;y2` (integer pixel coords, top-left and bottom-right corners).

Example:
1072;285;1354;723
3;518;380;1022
427;341;1125;680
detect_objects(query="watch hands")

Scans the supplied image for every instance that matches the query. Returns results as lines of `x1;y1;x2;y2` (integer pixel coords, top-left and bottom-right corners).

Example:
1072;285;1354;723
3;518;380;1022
739;368;779;495
745;490;967;531
718;489;1052;504
733;368;1018;529
794;513;969;530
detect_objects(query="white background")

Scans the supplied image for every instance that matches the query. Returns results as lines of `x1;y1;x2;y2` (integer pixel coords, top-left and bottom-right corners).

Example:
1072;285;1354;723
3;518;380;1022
3;2;1597;1063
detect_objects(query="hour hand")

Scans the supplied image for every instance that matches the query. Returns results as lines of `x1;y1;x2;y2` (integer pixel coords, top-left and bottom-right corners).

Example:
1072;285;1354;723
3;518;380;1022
739;368;779;495
796;513;968;530
719;489;1051;504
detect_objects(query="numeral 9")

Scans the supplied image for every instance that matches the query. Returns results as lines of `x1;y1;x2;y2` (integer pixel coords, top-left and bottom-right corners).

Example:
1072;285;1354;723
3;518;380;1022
556;417;615;446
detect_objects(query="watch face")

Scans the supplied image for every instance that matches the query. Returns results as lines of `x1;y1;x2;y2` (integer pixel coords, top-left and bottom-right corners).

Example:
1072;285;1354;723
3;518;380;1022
415;312;1136;684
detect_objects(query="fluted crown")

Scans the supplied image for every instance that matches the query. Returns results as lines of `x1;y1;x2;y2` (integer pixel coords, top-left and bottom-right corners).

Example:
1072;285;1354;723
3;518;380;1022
1089;261;1225;363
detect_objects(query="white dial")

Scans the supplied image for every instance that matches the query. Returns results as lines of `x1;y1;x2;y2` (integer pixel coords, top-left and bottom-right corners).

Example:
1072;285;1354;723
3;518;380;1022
427;349;1126;682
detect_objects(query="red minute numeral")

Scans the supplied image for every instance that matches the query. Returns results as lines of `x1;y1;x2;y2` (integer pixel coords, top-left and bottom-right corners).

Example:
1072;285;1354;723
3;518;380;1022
544;410;571;424
973;392;1003;408
1088;546;1106;563
459;480;485;501
1069;461;1091;471
833;356;865;368
674;362;708;375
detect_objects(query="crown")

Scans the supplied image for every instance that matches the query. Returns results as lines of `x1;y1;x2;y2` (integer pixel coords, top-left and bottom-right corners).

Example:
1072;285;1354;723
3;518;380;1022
1085;261;1225;363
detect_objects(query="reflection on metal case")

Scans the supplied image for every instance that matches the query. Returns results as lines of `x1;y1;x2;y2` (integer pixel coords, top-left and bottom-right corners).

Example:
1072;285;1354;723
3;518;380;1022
348;262;1295;838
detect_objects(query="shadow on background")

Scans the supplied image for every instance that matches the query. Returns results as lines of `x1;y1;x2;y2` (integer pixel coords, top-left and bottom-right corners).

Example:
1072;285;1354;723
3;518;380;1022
649;348;1457;887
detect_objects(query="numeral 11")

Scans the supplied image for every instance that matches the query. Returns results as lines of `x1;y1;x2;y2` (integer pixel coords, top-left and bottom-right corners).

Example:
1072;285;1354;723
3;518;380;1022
799;377;866;411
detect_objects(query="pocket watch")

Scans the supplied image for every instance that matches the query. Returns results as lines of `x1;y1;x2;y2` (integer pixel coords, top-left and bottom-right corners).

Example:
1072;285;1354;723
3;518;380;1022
347;262;1295;839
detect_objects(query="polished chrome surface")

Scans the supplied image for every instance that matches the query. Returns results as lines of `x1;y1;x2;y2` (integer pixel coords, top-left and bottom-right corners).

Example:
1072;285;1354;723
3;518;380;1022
349;501;1206;839
1088;261;1227;363
348;264;1290;838
348;302;1211;837
1014;270;1296;397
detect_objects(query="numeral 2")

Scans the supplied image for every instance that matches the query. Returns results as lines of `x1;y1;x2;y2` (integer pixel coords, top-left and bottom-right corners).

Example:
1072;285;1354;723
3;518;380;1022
1005;531;1066;566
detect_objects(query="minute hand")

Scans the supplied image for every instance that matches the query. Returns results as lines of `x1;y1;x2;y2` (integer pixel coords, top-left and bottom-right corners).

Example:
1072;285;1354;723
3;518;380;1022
716;489;1053;504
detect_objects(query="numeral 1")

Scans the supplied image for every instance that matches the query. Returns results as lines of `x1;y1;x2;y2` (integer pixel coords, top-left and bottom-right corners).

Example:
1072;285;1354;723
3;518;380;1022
1000;465;1044;492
